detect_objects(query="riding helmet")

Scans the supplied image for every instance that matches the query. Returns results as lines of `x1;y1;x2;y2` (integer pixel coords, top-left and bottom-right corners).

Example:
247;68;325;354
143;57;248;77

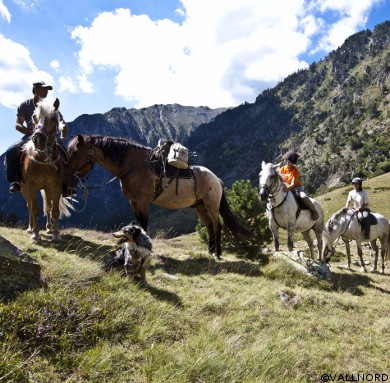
351;177;362;185
285;151;299;164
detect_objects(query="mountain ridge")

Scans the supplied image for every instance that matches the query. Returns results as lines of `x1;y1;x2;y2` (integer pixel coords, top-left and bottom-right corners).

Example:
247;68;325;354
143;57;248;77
1;21;389;232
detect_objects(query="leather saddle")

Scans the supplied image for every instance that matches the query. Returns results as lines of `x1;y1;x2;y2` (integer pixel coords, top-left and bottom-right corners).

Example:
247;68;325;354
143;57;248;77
148;141;193;200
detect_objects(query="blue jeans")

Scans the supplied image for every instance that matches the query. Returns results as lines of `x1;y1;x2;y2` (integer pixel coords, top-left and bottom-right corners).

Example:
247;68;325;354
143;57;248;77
4;135;30;183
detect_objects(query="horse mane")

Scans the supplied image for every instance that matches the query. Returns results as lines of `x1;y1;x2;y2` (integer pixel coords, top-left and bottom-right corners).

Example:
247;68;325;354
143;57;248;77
34;99;58;121
68;134;151;166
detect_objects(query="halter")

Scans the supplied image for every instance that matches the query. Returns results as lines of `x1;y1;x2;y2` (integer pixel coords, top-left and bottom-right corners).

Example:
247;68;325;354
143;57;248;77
29;127;61;170
260;172;286;208
259;171;291;229
323;209;356;260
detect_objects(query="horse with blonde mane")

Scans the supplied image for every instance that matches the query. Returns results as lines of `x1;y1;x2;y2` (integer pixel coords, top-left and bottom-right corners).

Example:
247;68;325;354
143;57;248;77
21;98;71;242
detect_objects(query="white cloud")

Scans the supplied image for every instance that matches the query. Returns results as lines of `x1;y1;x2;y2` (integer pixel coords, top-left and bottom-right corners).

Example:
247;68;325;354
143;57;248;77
0;0;11;23
70;0;380;108
0;34;52;108
312;0;382;52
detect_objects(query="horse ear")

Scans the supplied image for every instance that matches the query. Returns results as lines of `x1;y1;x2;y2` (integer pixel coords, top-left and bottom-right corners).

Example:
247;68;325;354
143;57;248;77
53;98;60;109
261;161;266;169
77;135;84;146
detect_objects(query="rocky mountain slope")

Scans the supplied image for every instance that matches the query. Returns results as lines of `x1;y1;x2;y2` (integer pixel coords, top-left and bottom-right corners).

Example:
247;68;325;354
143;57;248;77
187;21;390;194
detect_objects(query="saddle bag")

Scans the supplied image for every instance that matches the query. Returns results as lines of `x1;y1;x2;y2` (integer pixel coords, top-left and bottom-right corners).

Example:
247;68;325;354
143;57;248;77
167;142;189;169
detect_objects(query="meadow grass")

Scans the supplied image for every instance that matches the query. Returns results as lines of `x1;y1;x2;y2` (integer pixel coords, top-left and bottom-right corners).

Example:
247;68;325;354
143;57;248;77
0;173;389;382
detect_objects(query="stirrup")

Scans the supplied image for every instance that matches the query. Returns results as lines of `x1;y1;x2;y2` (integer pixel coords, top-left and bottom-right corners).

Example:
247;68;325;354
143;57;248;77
9;182;21;193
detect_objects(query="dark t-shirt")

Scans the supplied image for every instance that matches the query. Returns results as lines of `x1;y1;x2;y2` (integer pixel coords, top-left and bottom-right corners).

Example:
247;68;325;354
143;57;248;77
17;98;36;132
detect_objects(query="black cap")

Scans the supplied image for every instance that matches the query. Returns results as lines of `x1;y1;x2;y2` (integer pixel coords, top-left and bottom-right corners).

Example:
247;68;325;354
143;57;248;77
33;81;53;90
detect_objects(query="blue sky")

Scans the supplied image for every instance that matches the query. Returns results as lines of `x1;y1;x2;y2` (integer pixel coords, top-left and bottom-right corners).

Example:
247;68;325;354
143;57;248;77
0;0;389;154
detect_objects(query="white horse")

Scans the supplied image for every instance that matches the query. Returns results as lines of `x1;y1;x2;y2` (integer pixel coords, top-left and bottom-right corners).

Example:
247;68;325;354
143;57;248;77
258;161;324;260
322;208;390;273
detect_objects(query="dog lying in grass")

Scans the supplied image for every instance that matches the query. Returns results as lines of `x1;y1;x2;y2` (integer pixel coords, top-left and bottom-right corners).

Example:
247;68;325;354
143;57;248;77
111;222;153;286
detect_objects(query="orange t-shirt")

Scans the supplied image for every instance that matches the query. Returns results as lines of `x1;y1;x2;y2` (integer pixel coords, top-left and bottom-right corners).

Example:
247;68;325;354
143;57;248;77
280;164;301;187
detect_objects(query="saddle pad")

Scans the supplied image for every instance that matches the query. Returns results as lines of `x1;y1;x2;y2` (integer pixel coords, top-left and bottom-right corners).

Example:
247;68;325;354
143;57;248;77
367;213;378;225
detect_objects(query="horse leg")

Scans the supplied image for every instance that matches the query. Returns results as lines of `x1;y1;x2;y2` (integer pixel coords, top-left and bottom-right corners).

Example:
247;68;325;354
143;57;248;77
343;239;351;269
196;203;221;259
314;228;323;262
29;194;41;241
270;218;280;251
370;240;379;273
130;201;149;231
380;244;386;274
301;230;314;259
286;223;294;252
27;212;33;234
44;195;53;234
356;241;366;272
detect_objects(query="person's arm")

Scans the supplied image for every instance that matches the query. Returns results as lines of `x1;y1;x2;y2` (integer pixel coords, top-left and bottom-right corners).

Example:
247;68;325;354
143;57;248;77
345;192;352;208
15;115;33;136
283;176;298;192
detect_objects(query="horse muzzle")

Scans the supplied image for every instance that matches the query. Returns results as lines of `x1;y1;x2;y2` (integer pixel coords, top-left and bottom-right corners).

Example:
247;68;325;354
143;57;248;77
259;188;268;202
323;246;334;263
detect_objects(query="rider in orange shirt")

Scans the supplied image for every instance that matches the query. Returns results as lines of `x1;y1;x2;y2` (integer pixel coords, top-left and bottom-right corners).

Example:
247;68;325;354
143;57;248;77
280;151;319;220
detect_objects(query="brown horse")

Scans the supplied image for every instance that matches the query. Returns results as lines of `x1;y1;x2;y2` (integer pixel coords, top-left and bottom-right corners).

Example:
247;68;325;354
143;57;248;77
21;98;71;242
66;134;250;258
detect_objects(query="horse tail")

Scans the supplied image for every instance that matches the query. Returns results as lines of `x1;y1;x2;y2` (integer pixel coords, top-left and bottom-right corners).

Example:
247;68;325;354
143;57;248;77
41;191;73;218
219;190;251;237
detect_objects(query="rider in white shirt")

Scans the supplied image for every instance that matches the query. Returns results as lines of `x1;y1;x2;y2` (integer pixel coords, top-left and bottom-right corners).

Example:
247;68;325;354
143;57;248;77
345;177;370;239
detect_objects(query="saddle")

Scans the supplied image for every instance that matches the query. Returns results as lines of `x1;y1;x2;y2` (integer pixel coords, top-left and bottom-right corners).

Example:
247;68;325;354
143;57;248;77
149;140;193;200
357;210;378;226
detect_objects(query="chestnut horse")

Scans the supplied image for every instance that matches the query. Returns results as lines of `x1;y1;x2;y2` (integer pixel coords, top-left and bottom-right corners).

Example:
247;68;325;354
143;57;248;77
21;98;71;242
66;134;250;258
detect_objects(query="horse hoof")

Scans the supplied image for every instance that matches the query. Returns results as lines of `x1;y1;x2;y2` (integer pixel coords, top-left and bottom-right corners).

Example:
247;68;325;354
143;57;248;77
52;235;61;243
360;267;367;273
370;268;377;273
46;229;53;234
31;235;41;242
26;228;32;234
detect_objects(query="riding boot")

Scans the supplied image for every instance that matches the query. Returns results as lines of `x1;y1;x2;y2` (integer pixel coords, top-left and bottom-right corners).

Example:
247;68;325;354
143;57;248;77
301;196;319;220
363;219;370;240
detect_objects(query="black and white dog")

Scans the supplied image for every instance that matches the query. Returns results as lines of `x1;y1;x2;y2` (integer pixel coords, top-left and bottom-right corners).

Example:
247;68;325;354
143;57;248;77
110;222;153;285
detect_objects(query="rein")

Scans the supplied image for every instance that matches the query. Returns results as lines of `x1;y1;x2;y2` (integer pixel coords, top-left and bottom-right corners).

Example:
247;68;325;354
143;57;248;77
261;173;290;229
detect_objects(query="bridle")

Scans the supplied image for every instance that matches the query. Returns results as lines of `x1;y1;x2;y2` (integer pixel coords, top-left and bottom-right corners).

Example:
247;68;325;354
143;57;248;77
323;209;356;261
259;172;286;209
29;126;61;170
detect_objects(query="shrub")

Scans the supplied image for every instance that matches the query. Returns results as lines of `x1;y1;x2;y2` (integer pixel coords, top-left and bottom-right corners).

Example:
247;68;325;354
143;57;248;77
196;180;272;260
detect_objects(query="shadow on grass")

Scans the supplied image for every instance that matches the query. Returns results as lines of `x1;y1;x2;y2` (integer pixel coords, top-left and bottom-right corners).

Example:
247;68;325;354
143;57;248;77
37;233;113;262
329;268;390;296
154;255;262;277
146;285;183;307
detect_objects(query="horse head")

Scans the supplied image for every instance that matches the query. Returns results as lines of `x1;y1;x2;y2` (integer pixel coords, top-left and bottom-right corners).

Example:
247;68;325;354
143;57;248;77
31;127;48;152
258;161;281;201
322;208;352;263
66;134;94;178
34;98;61;143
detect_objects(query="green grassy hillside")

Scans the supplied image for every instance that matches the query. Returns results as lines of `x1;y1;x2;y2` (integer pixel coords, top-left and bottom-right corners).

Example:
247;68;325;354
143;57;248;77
0;173;389;382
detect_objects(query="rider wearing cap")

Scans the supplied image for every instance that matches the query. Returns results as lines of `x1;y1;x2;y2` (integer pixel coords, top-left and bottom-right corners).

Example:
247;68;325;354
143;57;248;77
280;151;319;220
5;81;68;193
345;177;371;239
